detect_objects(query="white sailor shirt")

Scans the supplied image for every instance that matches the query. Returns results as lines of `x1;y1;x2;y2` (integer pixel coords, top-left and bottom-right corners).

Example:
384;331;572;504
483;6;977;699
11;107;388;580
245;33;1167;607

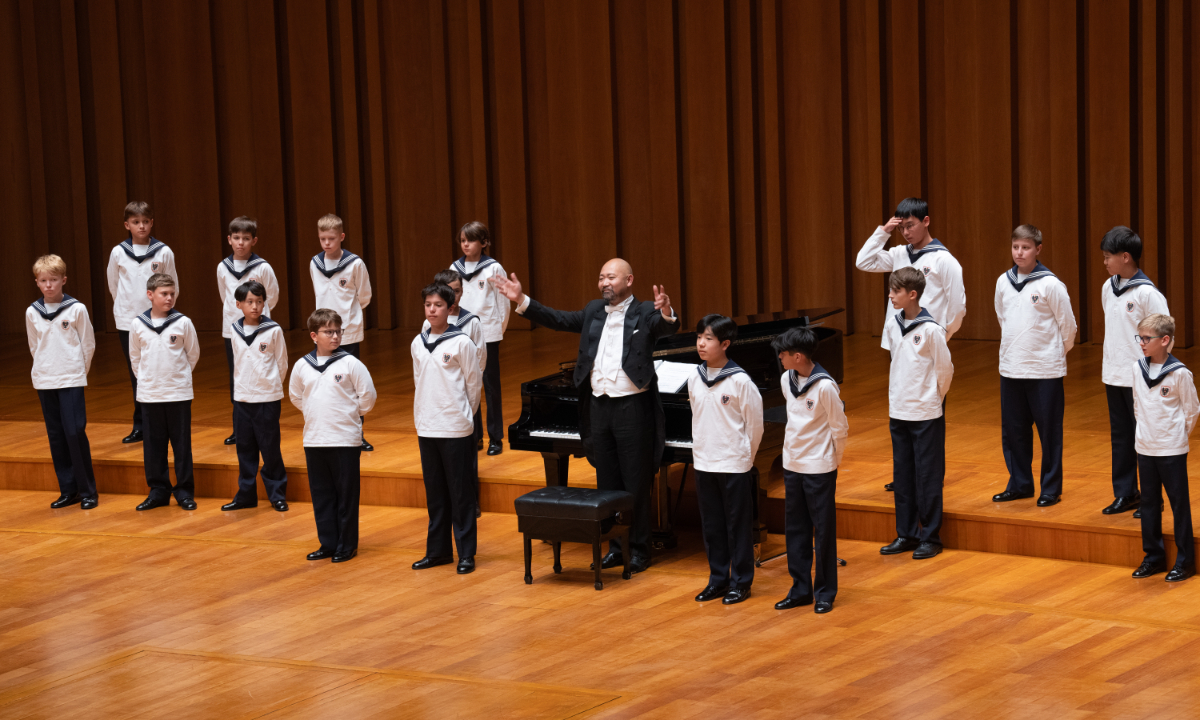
453;254;510;343
310;251;373;344
411;327;483;438
128;309;199;403
686;361;764;474
230;318;288;403
994;263;1077;379
26;295;95;390
882;308;954;421
782;364;849;474
217;254;280;339
1102;271;1170;387
106;239;179;331
288;351;377;447
422;309;487;375
1132;356;1199;457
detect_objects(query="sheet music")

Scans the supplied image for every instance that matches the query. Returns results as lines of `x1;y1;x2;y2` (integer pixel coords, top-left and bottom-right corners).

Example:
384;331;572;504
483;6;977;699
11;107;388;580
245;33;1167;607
654;360;695;394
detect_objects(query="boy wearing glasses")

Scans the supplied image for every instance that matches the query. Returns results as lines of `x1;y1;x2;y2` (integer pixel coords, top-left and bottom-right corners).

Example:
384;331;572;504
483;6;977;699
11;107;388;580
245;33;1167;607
1098;227;1170;517
1130;314;1197;582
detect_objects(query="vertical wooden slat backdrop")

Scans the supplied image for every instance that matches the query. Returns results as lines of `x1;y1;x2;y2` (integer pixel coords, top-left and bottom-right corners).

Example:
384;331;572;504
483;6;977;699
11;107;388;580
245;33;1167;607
3;0;1200;346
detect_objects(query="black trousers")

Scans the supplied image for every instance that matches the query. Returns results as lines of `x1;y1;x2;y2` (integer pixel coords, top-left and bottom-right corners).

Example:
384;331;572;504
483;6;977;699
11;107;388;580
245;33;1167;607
142;400;194;500
224;338;236;428
590;392;655;559
1000;377;1065;498
233;400;288;504
118;330;142;432
1105;384;1139;498
483;341;503;441
784;469;838;603
37;387;97;498
304;446;361;554
341;342;365;434
889;415;945;545
417;435;478;558
695;470;756;589
1138;453;1194;570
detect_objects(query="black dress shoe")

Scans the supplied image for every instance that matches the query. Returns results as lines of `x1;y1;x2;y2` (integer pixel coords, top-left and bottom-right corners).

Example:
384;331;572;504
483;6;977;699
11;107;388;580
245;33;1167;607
475;503;482;519
457;556;475;574
224;432;237;446
880;538;919;555
136;496;169;511
774;596;813;610
1132;501;1164;520
411;555;454;570
477;438;484;451
361;439;374;452
593;551;624;570
332;549;357;563
307;548;334;561
814;601;834;614
695;585;728;602
80;497;98;510
122;429;143;444
1132;561;1166;578
884;483;894;492
992;490;1033;502
273;500;289;512
487;442;503;456
178;497;197;511
722;587;751;605
628;556;651;574
1102;495;1140;515
1036;495;1061;507
50;494;80;509
912;542;942;560
221;500;256;511
1166;566;1195;582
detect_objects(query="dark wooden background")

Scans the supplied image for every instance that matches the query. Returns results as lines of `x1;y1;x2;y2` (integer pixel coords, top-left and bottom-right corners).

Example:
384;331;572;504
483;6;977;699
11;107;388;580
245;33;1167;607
4;0;1198;345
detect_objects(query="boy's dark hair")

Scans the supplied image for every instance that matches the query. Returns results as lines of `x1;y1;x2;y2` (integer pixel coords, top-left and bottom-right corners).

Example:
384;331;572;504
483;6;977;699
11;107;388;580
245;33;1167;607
459;221;491;248
1099;226;1142;263
124;200;153;220
146;272;175;291
433;269;461;287
1012;224;1042;246
696;314;738;344
235;280;266;302
771;326;818;359
422;282;456;306
229;216;258;236
307;308;343;333
888;266;926;299
894;197;929;220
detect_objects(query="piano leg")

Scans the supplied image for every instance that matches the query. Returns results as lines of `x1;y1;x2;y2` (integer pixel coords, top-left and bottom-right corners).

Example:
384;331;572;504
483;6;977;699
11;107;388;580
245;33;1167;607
542;453;570;487
650;462;679;551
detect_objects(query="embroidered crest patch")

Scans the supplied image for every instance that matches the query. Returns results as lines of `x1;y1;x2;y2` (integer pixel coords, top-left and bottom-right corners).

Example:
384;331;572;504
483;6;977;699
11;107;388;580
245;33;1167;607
442;353;452;363
169;334;178;344
479;280;485;288
805;398;815;410
721;394;731;405
1126;301;1135;312
259;342;268;353
1161;386;1172;397
913;334;922;346
922;265;931;276
334;374;344;383
1030;294;1040;304
61;320;69;329
339;278;348;288
152;262;160;271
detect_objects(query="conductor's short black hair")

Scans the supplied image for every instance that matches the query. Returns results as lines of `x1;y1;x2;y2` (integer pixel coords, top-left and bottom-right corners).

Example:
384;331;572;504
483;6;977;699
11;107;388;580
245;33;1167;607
1099;226;1143;263
695;314;738;344
234;280;266;302
772;327;818;359
894;197;929;220
422;282;455;306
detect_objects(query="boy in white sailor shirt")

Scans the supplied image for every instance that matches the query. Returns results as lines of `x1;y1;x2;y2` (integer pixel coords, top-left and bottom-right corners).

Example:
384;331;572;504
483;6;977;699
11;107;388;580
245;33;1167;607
879;267;953;561
106;200;178;445
222;281;289;513
453;222;510;456
310;213;373;451
128;273;199;512
773;326;848;614
991;225;1077;507
410;284;484;575
289;309;377;564
1130;314;1198;582
217;216;280;446
1098;226;1171;517
27;255;98;509
687;315;764;607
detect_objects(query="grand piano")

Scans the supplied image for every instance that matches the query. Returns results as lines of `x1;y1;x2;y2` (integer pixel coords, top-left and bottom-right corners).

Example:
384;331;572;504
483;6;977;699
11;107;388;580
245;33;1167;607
508;307;845;549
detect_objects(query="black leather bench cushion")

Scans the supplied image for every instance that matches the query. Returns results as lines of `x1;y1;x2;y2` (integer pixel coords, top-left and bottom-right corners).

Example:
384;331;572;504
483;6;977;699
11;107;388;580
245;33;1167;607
514;486;633;520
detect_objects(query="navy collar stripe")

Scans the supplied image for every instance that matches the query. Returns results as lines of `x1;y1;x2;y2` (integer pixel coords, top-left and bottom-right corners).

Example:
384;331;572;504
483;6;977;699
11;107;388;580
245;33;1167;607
222;254;266;280
789;363;834;398
896;308;937;336
695;360;746;388
31;294;78;321
233;318;280;345
136;309;185;334
1139;354;1186;388
453;254;497;281
906;239;947;264
1006;262;1056;292
1111;270;1156;297
421;327;468;353
120;238;166;263
303;350;350;373
311;251;360;279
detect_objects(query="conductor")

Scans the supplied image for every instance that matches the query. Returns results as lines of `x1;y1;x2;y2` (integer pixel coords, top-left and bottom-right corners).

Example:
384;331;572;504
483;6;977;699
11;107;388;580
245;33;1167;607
492;259;679;573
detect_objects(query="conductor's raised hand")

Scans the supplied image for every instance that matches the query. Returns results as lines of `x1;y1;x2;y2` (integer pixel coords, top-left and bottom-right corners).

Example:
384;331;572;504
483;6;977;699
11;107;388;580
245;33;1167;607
490;272;524;302
653;284;674;320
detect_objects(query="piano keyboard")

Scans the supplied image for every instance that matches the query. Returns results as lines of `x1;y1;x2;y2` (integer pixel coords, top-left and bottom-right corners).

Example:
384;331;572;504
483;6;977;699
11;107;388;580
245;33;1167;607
528;429;693;449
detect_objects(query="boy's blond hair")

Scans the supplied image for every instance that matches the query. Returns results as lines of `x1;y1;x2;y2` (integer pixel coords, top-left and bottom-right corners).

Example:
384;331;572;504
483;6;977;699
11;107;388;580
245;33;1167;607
32;254;67;278
124;200;153;220
308;308;343;333
317;213;344;234
1139;313;1175;338
146;273;176;291
888;266;926;300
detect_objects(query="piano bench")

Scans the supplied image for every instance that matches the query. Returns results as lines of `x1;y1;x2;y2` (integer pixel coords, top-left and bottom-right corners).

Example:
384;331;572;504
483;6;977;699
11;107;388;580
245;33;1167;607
514;486;634;591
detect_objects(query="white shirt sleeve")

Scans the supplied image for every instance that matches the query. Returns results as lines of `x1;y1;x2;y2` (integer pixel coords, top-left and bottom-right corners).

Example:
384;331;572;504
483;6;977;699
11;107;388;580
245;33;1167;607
855;226;896;272
824;382;849;466
493;264;511;335
744;381;764;460
943;259;967;339
25;310;37;357
129;329;143;378
106;248;120;301
184;322;200;370
993;277;1005;331
355;362;378;416
1182;372;1200;437
931;330;954;400
1049;281;1078;354
216;264;226;305
162;248;179;299
356;261;373;310
288;366;305;412
1147;289;1170;316
273;329;289;381
79;307;96;374
264;264;281;311
515;294;531;314
464;340;483;413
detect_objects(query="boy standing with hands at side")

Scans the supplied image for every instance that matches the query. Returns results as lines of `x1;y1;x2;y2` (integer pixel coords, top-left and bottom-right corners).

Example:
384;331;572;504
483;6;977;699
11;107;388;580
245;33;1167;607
28;255;98;509
687;315;763;607
879;267;953;560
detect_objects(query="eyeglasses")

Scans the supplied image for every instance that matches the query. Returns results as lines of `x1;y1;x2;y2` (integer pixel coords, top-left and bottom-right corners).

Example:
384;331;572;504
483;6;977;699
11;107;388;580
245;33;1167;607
1134;334;1165;345
317;329;343;337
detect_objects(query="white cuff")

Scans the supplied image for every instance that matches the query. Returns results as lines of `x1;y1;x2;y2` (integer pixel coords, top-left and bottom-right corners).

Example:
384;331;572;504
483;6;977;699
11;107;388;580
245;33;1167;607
515;295;531;314
662;310;677;323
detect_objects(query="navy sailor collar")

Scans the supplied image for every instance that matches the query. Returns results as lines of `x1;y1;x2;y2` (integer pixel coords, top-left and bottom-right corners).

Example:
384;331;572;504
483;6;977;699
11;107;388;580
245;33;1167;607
136;308;186;334
1006;262;1055;292
120;238;166;263
232;317;280;345
31;294;78;321
895;307;938;336
906;238;948;265
454;308;478;328
1139;354;1186;389
421;326;468;353
311;251;360;279
1111;269;1156;297
453;254;498;281
695;360;746;388
222;253;267;280
302;349;350;373
788;363;835;399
